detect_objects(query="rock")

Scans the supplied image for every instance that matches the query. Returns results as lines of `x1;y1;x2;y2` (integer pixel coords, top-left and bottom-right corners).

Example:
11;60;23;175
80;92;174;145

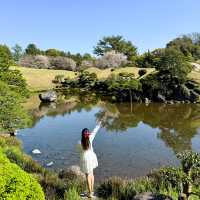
157;93;166;103
174;100;181;104
189;90;199;103
32;149;41;154
39;91;57;102
59;165;85;180
46;161;54;167
133;192;172;200
145;98;150;104
179;84;190;100
10;130;18;136
194;87;200;95
191;62;200;72
168;100;174;104
111;96;117;101
185;80;199;89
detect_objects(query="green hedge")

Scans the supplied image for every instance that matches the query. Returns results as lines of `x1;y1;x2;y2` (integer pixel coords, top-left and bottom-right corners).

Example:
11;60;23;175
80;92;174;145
0;150;45;200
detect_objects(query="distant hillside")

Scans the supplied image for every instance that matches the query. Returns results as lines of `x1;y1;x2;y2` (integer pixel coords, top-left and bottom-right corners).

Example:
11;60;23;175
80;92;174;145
12;63;200;92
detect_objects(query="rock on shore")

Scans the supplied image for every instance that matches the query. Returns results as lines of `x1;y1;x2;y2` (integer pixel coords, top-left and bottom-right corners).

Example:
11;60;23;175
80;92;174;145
39;91;57;102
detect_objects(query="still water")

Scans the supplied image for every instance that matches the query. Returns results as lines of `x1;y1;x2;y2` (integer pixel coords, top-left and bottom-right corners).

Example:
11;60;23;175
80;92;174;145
18;94;200;180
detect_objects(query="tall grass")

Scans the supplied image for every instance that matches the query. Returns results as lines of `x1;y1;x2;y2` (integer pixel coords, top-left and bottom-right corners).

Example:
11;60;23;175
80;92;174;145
64;188;81;200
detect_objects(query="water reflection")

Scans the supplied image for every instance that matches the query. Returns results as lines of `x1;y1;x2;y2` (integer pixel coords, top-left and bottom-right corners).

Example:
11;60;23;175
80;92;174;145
19;94;200;179
26;95;200;154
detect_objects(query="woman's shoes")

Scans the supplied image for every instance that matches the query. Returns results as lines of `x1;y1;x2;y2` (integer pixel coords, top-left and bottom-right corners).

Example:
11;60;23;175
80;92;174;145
87;192;96;199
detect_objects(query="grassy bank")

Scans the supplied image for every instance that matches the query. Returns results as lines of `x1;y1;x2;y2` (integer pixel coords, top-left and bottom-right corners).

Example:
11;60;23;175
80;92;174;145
1;135;199;200
0;135;85;200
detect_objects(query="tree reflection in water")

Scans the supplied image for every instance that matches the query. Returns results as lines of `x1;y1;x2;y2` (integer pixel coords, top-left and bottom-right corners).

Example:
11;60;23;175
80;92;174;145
27;93;200;154
96;102;200;153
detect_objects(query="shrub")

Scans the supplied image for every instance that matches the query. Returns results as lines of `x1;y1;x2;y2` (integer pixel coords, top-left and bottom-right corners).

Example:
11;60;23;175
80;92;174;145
64;188;81;200
19;55;50;69
106;72;141;92
95;51;128;69
4;147;44;174
39;172;66;199
138;69;147;77
0;136;21;149
0;70;29;97
0;45;12;71
150;151;200;199
54;74;65;83
0;81;31;133
97;176;156;200
49;56;76;71
77;71;97;88
0;150;45;200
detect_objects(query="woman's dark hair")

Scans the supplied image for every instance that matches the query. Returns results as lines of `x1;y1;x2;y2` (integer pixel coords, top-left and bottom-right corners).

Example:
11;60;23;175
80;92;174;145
81;128;90;150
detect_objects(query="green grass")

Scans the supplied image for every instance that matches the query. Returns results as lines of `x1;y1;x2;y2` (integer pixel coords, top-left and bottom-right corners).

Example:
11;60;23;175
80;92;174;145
188;70;200;84
86;67;154;79
12;66;155;92
0;136;85;200
11;66;76;92
12;64;200;92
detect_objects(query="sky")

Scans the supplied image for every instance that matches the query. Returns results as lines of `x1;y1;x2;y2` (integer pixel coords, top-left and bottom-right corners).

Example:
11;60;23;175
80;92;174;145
0;0;200;54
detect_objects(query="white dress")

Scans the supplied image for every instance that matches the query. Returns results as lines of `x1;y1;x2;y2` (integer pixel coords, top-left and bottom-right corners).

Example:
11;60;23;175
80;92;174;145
80;122;101;174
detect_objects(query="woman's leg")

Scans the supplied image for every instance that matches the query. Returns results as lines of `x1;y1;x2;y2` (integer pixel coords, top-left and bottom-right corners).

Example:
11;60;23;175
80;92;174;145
91;171;94;193
86;173;92;194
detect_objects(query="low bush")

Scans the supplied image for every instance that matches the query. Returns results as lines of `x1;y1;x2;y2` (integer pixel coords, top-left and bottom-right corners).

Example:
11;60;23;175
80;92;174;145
39;171;66;199
0;136;85;200
54;74;65;83
138;69;147;77
4;147;44;174
97;177;137;200
64;188;81;200
0;136;21;149
0;150;45;200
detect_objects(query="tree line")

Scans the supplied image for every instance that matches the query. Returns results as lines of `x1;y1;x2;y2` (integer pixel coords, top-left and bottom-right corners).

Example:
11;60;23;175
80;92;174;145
1;32;200;71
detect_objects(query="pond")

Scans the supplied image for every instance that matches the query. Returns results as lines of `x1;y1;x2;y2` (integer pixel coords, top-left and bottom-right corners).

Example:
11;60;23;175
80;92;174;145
17;94;200;181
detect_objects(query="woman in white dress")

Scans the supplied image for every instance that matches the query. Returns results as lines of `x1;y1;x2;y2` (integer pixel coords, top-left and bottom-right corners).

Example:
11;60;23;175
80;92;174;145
80;121;102;198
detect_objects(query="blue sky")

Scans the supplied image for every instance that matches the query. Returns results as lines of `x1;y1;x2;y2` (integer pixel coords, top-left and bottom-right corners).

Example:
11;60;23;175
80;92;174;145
1;0;200;54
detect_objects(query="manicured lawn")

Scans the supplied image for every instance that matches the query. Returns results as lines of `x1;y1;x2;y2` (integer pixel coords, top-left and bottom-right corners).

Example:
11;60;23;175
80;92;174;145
13;66;155;91
86;66;155;79
11;66;76;91
12;65;200;92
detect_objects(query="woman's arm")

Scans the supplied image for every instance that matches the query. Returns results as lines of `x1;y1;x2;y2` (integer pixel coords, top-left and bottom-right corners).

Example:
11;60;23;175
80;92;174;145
90;121;102;142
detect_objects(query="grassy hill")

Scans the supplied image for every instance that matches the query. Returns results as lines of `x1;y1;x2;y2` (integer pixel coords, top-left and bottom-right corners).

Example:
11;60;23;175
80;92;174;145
12;66;154;92
12;65;200;92
12;66;76;91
